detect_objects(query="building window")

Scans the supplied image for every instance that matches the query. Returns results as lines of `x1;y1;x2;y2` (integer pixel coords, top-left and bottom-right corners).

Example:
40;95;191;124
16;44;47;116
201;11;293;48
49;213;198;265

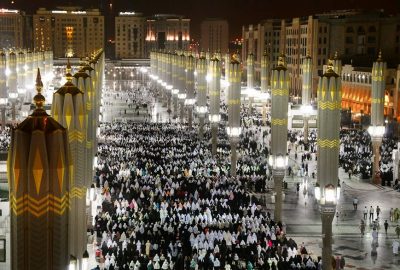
367;36;376;43
345;36;353;44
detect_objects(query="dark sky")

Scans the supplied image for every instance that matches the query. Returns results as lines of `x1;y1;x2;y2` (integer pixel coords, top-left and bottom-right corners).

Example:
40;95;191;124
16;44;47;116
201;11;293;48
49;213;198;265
4;0;400;39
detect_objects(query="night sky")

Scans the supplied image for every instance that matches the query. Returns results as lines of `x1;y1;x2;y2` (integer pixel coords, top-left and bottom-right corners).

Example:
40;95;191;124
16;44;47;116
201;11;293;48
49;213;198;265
3;0;400;40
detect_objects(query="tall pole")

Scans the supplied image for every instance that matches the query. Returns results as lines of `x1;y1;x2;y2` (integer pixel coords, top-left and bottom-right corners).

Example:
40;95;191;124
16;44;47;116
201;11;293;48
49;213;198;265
369;51;387;184
185;53;195;128
196;54;208;139
317;59;342;270
270;54;289;222
209;56;221;156
227;56;242;176
302;55;312;144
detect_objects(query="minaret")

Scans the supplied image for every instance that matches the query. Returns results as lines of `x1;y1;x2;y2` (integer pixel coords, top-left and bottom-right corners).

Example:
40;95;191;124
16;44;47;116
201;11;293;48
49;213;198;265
196;54;208;139
316;59;342;270
369;51;387;184
270;54;289;222
209;56;221;157
52;60;88;268
8;68;71;269
227;55;242;176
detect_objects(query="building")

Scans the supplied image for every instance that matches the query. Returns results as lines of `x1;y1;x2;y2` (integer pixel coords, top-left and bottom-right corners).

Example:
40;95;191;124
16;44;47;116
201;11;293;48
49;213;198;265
33;7;104;58
0;8;31;49
115;12;146;59
242;10;400;101
241;20;282;83
200;18;229;53
145;14;190;56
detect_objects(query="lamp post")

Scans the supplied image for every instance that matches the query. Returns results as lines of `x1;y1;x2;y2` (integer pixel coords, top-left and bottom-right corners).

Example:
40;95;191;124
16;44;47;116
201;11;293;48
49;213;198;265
209;56;221;157
185;53;196;128
315;58;342;270
369;51;386;184
246;53;255;111
196;54;208;139
302;54;313;145
270;54;289;222
227;56;242;176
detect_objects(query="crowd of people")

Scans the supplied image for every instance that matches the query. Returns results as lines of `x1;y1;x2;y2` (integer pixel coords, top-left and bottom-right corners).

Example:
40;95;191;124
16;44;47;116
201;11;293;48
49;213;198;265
92;120;324;269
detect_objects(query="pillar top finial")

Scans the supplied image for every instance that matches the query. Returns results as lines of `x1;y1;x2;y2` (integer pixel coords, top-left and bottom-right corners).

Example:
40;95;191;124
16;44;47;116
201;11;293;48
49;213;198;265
323;59;339;78
34;68;45;109
377;49;383;62
334;51;338;60
275;53;287;71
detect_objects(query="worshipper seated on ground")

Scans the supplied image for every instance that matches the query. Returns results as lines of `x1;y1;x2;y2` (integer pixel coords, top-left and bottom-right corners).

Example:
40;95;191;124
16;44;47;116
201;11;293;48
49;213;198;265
93;121;319;269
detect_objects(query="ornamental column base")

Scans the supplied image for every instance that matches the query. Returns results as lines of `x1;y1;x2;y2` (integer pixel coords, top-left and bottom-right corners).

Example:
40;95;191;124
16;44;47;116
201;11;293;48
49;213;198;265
320;205;336;270
273;169;285;222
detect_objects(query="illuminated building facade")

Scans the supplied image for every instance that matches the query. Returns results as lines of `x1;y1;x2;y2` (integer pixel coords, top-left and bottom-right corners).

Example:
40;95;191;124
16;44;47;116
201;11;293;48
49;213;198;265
145;14;190;56
33;7;104;58
242;10;400;104
115;12;146;59
0;8;32;49
200;18;229;53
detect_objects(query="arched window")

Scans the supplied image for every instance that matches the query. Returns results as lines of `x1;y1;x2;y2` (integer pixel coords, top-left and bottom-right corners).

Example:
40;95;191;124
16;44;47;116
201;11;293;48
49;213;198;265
357;26;365;34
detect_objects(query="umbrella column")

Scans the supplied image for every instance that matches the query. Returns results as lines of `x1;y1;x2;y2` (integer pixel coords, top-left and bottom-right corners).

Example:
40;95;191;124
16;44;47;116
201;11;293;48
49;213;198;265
177;53;187;123
196;55;208;139
8;69;71;269
315;59;342;270
302;55;313;145
269;54;289;222
368;51;386;184
185;53;196;127
209;56;221;157
246;53;255;111
261;51;270;125
0;52;8;129
227;57;242;176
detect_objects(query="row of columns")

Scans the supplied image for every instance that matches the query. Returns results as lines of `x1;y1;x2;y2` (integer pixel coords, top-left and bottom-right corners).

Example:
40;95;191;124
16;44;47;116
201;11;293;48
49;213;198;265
150;51;242;176
0;49;54;127
8;49;104;270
